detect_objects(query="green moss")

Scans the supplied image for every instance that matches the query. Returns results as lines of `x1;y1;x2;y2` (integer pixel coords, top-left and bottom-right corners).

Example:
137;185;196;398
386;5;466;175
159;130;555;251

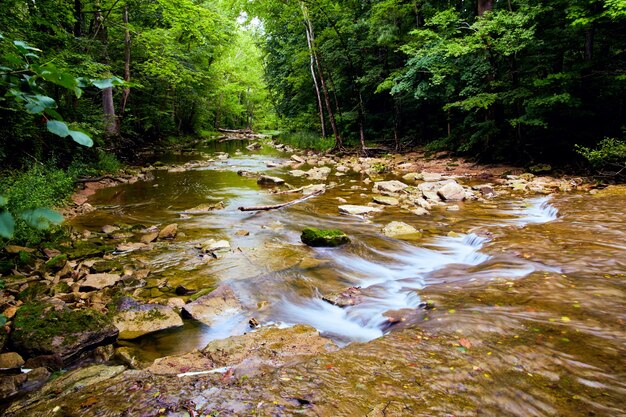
91;260;122;274
17;281;49;302
189;287;216;301
45;254;68;271
301;228;350;247
67;241;114;260
12;302;114;354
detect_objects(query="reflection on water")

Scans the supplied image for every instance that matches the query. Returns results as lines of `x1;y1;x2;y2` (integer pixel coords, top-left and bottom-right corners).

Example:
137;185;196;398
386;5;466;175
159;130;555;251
72;142;626;416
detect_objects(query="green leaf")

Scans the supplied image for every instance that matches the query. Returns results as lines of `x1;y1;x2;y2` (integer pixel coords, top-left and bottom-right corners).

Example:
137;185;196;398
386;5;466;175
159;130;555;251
19;208;64;230
13;40;42;53
47;120;70;138
0;210;15;238
0;196;7;206
0;315;7;327
36;63;79;92
68;130;93;147
24;94;56;114
92;77;124;89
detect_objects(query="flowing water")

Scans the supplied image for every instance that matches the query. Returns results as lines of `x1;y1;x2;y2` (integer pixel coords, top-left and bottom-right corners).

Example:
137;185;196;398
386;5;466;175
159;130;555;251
69;142;626;416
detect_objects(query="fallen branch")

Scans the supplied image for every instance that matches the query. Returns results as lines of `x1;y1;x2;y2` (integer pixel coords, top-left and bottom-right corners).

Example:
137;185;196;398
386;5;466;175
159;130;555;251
74;175;125;184
217;128;253;134
238;189;323;212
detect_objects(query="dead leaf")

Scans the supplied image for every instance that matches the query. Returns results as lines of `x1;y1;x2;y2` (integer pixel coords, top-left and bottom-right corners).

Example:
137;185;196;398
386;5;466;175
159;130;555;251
459;338;472;350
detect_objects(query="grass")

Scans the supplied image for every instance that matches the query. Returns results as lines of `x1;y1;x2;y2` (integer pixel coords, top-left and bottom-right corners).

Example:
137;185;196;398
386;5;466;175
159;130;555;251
277;131;334;152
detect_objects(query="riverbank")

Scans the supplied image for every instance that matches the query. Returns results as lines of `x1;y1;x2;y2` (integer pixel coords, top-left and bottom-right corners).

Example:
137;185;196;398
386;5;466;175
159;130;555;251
1;139;624;415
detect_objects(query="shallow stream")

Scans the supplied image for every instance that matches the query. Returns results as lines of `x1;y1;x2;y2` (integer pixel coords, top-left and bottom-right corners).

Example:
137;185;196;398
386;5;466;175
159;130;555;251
70;142;626;416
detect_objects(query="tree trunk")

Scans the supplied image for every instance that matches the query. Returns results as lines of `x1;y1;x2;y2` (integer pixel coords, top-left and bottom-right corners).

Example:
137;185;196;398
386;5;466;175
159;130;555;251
120;6;131;115
303;5;327;138
103;86;117;136
74;0;82;37
477;0;494;16
302;6;341;149
585;27;594;61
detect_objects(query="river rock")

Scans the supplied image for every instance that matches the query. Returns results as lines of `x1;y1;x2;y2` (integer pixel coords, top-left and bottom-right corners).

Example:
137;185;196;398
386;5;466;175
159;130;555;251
306;167;331;180
382;221;422;240
182;285;244;326
10;301;118;360
338;205;383;215
0;352;24;370
302;184;326;195
112;297;183;340
374;180;408;194
301;228;350;247
289;169;307;177
422;172;443;182
373;195;399;206
437;181;465;201
257;175;285;185
197;239;231;253
290;155;306;163
0;367;50;401
158;223;178;239
411;207;430;216
140;231;159;244
101;225;120;234
322;287;362;307
402;173;422;182
80;273;122;291
184;201;225;213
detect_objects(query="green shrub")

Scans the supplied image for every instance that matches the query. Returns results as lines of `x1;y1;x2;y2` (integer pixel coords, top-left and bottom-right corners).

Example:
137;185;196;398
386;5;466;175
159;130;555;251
0;166;74;245
277;131;334;151
576;137;626;170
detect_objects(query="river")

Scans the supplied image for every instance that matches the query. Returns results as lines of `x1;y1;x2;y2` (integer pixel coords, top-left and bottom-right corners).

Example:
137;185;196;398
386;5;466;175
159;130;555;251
64;141;625;416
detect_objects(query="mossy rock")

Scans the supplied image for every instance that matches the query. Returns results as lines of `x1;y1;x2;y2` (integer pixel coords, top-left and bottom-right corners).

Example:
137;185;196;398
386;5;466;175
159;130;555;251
91;260;122;274
188;287;216;302
16;251;36;267
52;281;71;295
67;241;114;260
11;302;118;360
301;228;350;247
45;254;68;271
17;282;50;302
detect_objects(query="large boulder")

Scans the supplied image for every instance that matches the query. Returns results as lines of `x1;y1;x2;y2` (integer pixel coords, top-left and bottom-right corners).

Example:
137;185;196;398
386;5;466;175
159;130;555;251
437;181;465;201
301;228;350;247
11;301;118;360
382;221;422;240
181;285;244;326
112;297;183;340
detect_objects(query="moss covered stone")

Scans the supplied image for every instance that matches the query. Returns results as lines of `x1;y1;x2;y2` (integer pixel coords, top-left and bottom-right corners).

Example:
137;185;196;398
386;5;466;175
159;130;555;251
11;302;118;360
90;260;122;274
66;241;114;260
301;228;350;247
45;254;67;271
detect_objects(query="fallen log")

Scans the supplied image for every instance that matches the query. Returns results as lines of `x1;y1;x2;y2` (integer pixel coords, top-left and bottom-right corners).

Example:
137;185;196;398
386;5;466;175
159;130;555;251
238;189;323;212
217;128;253;134
75;175;125;184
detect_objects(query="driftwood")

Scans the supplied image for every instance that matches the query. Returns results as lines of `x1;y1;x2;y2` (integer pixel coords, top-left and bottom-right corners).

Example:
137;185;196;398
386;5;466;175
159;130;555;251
217;128;253;134
75;175;125;184
238;189;323;212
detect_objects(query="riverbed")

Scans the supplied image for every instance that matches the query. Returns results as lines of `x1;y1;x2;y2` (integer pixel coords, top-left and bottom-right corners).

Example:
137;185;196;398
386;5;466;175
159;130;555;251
32;141;626;416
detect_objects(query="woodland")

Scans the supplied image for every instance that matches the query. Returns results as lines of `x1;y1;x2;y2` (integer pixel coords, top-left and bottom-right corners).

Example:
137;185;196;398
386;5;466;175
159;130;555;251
0;0;625;242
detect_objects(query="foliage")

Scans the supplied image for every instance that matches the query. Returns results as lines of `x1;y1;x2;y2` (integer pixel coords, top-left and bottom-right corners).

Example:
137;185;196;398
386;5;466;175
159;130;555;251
576;137;626;170
0;166;74;244
277;131;334;152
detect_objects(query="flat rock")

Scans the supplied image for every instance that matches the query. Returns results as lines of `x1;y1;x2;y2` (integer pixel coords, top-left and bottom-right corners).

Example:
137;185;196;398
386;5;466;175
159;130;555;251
382;221;422;240
422;172;442;182
322;287;362;307
289;170;307;177
116;242;150;252
182;285;244;326
197;239;231;253
338;205;383;215
373;195;399;206
183;201;225;213
81;273;122;290
306;167;331;180
10;302;118;360
290;155;306;163
374;180;408;193
158;223;178;239
257;175;285;185
139;232;159;244
437;181;465;201
402;173;422;182
0;352;24;370
112;297;183;339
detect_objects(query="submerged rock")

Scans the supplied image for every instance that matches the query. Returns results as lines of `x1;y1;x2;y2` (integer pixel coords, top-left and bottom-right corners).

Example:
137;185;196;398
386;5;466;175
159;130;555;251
301;228;350;247
373;195;400;206
112;297;183;340
184;201;225;213
181;285;244;326
338;205;383;215
382;221;422;240
10;302;118;360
